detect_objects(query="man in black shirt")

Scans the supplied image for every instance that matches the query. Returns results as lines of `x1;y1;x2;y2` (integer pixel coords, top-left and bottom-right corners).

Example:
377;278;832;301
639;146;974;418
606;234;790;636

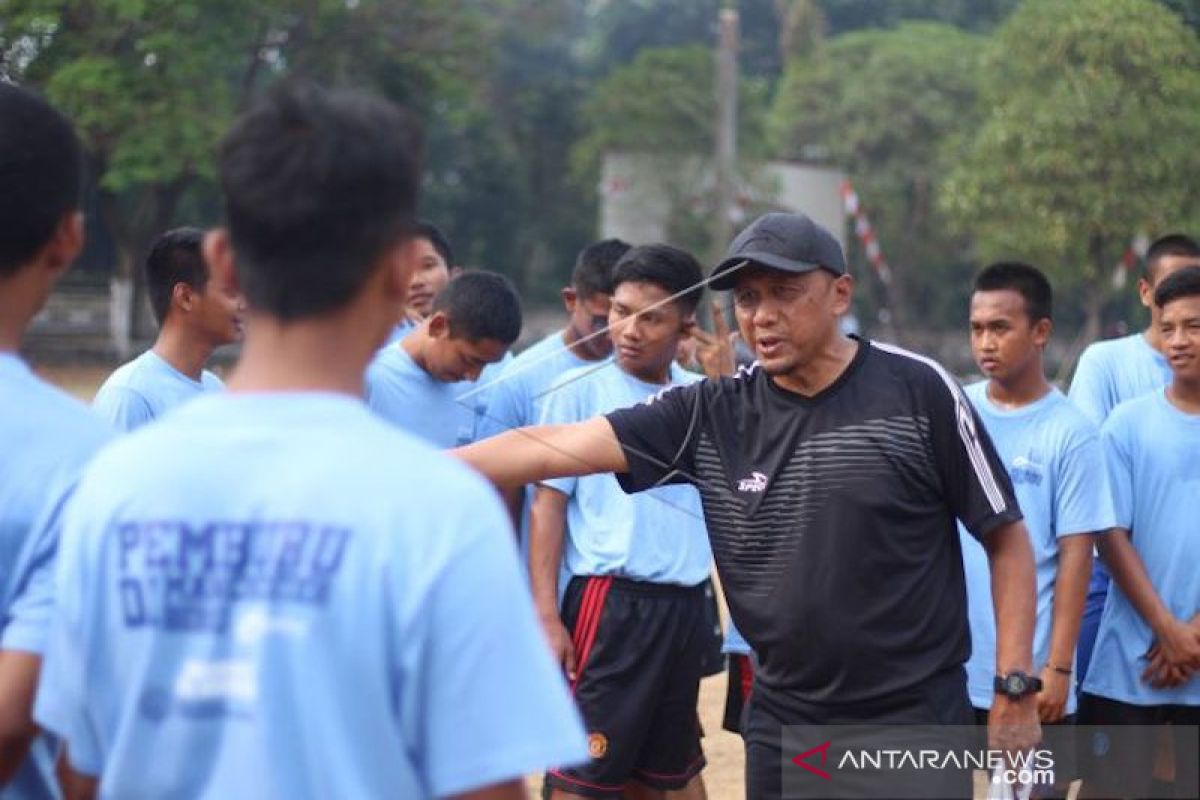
458;213;1041;799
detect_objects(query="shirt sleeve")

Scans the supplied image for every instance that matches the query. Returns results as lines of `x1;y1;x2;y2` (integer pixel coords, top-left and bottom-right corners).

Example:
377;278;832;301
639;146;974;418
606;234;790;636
604;380;704;494
92;387;154;433
1053;423;1118;538
33;496;103;775
1100;415;1134;530
923;368;1023;539
1;490;72;654
536;377;585;497
399;481;587;796
474;363;525;441
1067;347;1110;427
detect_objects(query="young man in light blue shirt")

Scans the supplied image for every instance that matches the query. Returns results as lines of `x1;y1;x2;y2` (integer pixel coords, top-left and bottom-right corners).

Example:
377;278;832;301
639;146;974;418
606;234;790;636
366;269;521;447
530;245;713;800
960;263;1115;796
0;82;113;800
34;82;585;800
477;238;628;534
1079;265;1200;799
1068;234;1200;690
92;227;243;431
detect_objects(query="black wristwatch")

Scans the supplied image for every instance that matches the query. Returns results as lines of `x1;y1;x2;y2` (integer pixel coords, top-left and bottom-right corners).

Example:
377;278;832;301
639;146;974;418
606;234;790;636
994;670;1042;700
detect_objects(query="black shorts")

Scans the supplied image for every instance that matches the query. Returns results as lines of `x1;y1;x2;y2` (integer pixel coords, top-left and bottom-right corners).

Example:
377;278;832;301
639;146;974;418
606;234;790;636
1077;692;1200;799
744;666;973;800
545;575;707;798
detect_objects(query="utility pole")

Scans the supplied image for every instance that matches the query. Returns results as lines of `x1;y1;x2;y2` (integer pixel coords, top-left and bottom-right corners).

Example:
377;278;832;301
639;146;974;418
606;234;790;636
713;6;739;266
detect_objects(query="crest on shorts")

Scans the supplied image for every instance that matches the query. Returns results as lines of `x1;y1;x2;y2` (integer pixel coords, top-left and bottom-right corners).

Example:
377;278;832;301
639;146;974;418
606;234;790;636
588;732;608;759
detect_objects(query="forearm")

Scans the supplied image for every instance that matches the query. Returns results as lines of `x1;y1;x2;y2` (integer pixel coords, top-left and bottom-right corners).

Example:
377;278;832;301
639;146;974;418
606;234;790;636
986;520;1037;673
454;418;626;489
1046;534;1094;670
528;488;568;620
0;651;40;785
1097;529;1176;634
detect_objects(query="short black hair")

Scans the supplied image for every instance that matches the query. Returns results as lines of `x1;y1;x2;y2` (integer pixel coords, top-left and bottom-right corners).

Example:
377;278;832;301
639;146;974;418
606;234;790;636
572;238;630;298
0;82;84;276
414;220;453;266
1145;234;1200;282
1153;264;1200;308
433;270;522;345
217;81;421;321
145;227;207;325
611;244;704;316
973;261;1053;323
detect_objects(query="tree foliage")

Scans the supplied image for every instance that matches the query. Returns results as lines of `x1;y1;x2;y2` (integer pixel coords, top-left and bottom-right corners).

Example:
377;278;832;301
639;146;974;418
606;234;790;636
940;0;1200;306
769;22;985;327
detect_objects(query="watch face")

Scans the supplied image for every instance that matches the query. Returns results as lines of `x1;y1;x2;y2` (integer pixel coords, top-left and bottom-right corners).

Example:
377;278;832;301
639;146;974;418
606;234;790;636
1004;674;1027;694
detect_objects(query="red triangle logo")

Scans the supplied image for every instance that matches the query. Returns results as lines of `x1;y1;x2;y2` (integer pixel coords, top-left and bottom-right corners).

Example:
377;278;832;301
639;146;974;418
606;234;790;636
791;740;833;780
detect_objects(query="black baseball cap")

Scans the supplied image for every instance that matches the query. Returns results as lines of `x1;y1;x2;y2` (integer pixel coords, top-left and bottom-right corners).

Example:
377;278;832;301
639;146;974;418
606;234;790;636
709;212;847;291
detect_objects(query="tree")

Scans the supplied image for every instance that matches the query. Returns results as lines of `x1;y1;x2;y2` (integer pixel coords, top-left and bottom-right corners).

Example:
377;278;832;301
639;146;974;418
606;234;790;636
1;0;482;356
570;44;770;258
940;0;1200;376
769;22;986;333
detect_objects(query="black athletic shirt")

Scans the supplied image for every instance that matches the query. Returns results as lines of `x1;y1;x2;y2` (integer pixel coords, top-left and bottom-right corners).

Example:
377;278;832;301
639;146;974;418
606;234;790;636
605;337;1022;704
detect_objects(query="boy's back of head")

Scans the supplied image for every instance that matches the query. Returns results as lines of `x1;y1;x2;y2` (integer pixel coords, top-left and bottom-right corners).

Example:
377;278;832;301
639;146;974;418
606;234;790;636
572;238;630;299
217;81;421;322
433;270;522;346
0;82;84;277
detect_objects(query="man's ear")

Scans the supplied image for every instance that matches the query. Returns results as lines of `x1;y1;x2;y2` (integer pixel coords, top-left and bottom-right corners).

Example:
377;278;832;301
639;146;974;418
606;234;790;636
172;281;197;314
42;211;85;276
831;274;855;316
427;310;451;339
1137;277;1154;309
203;229;241;297
680;312;697;334
561;286;578;314
1032;317;1053;348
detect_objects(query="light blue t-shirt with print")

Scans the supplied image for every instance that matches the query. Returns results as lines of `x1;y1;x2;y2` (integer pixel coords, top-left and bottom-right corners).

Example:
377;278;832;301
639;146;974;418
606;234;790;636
365;344;476;448
540;361;712;586
92;349;223;432
1;353;111;800
1068;333;1171;427
33;392;587;799
1083;390;1200;706
959;383;1115;712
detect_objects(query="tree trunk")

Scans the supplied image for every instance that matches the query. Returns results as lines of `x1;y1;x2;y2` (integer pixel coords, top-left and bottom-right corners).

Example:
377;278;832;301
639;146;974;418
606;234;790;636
1057;283;1105;387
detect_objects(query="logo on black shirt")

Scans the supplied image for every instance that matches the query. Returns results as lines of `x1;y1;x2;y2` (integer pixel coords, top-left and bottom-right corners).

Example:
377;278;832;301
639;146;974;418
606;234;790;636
736;471;769;493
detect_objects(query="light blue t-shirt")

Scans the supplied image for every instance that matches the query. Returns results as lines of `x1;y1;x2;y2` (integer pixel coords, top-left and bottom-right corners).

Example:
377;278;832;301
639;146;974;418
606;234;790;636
92;349;223;432
475;330;592;549
365;344;476;448
33;392;586;798
456;352;514;443
1;353;111;800
384;318;417;346
723;619;751;656
1068;333;1171;427
1083;390;1200;706
540;362;712;586
959;383;1115;712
